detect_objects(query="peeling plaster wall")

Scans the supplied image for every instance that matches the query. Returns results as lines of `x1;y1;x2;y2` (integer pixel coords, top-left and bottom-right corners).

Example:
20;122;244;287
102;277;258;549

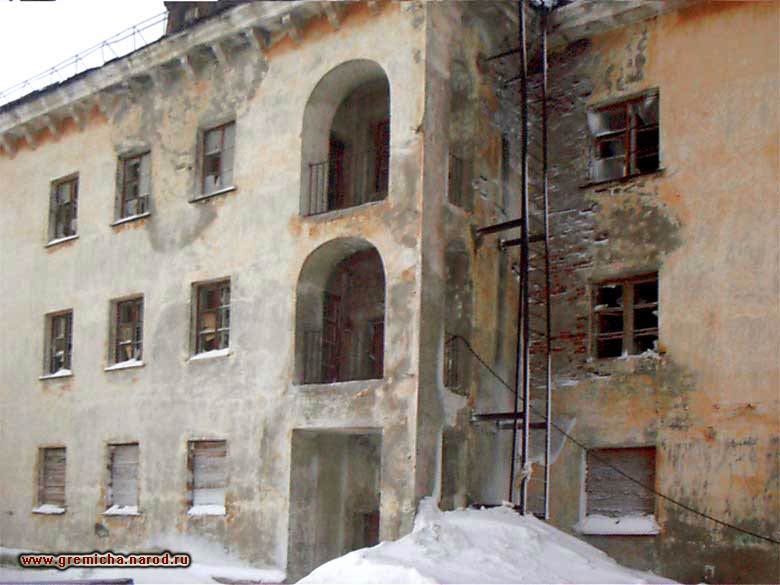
532;3;779;583
0;2;428;577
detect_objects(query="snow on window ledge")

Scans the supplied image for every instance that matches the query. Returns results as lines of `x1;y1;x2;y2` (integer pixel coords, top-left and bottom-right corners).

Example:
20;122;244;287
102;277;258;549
103;505;140;516
111;212;151;227
187;504;226;517
45;234;79;248
105;359;145;372
32;504;66;515
189;348;232;362
575;514;660;536
189;185;236;203
39;369;73;380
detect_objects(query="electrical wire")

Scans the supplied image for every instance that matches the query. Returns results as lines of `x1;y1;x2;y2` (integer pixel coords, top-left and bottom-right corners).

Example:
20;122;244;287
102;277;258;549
445;334;780;546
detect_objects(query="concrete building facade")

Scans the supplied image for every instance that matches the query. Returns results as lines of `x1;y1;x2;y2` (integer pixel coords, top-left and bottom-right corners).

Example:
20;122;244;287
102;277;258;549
0;1;777;583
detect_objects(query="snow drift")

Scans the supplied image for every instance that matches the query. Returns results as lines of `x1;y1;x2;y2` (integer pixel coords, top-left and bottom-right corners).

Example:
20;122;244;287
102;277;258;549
299;499;675;584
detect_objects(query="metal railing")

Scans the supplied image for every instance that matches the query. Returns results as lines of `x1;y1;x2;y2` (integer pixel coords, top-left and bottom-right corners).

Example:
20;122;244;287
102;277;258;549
303;148;388;216
0;11;168;107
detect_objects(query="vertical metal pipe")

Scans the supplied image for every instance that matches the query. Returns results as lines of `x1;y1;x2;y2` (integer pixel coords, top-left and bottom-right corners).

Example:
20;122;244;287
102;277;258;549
541;7;552;521
510;0;530;508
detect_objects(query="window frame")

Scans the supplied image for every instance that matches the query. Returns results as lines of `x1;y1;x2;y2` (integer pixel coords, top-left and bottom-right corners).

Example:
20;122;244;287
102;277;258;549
187;439;228;515
199;121;236;198
116;151;151;222
591;273;659;359
111;296;144;365
589;91;659;184
36;446;67;512
193;279;231;355
106;442;140;512
48;174;79;243
44;310;73;375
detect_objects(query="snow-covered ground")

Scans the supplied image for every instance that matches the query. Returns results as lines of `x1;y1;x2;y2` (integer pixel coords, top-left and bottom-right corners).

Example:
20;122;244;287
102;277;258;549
299;499;676;584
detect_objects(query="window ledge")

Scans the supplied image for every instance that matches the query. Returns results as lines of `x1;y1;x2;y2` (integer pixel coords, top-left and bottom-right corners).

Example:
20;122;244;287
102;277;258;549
189;348;232;362
32;505;66;515
39;369;73;381
580;168;666;190
111;212;151;227
187;505;225;517
45;235;79;248
575;514;660;536
103;505;140;516
296;377;384;390
301;198;386;221
104;360;145;372
189;186;236;203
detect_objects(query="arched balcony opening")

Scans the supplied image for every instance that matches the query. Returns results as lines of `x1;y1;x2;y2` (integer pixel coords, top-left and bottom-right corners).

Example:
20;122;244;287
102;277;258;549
295;239;386;384
300;60;390;216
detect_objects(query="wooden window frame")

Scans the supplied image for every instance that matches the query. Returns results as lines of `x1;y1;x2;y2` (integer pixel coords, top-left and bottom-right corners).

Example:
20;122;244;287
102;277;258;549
117;152;151;220
49;175;79;241
187;440;228;509
194;279;231;354
112;297;144;364
106;443;140;509
45;311;73;374
589;92;659;183
37;446;67;508
200;122;235;196
591;274;658;359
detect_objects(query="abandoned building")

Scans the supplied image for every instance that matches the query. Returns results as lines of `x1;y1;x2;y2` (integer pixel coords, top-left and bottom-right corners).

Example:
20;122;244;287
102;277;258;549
0;0;777;583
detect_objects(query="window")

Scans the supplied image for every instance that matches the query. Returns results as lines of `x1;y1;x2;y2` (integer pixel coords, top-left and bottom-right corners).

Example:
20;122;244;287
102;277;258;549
592;274;658;358
201;122;235;195
45;311;73;375
49;175;78;241
447;153;472;209
443;331;462;391
106;443;139;514
187;440;227;515
588;92;659;183
578;446;658;535
117;152;151;220
35;447;66;513
112;298;143;364
194;280;230;354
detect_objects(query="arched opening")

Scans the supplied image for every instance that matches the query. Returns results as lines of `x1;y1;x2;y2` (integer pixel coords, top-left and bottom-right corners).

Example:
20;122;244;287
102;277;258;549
300;60;390;216
295;238;386;384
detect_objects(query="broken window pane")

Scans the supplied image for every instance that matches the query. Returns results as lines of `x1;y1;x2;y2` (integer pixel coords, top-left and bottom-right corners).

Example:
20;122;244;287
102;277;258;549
201;122;235;194
50;177;78;240
47;312;72;373
596;284;623;308
593;276;658;358
114;298;143;363
119;153;151;219
195;280;230;353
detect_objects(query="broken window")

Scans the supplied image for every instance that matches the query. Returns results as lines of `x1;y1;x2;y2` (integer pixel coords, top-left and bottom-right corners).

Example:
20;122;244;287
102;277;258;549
586;446;656;518
112;297;143;364
443;331;462;390
49;175;78;241
201;122;235;195
588;92;659;183
107;443;139;511
38;447;66;509
45;311;73;375
194;280;230;354
592;274;658;358
188;440;227;513
302;69;390;216
118;152;151;220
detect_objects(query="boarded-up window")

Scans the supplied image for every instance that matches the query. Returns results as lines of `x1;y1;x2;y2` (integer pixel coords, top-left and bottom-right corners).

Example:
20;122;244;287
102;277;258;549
189;440;227;507
108;443;139;508
39;447;66;507
49;175;78;241
586;447;655;517
46;311;73;374
201;122;235;195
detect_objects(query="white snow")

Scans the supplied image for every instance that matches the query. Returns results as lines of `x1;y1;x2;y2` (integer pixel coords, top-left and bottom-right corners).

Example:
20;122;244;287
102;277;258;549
38;368;72;380
104;358;144;371
45;234;79;247
31;504;65;515
575;514;661;536
188;504;226;517
103;504;140;516
299;499;675;584
189;348;232;361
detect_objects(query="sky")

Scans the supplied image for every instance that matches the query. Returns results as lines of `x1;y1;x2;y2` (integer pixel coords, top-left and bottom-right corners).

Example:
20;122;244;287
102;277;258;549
0;0;167;104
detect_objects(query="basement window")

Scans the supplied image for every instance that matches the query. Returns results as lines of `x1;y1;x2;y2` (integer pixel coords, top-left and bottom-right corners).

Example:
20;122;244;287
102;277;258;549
48;175;78;242
34;447;66;514
117;152;151;221
588;92;659;183
111;297;143;366
188;440;227;516
200;122;235;196
592;274;658;359
44;311;73;376
194;280;230;355
577;446;659;536
106;443;140;515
